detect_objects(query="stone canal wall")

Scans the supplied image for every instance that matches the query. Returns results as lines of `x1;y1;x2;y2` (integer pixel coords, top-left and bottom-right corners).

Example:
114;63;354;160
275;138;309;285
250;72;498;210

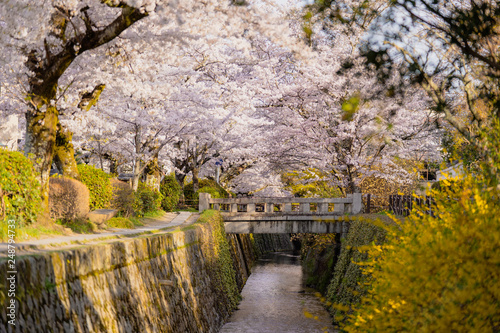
0;211;289;333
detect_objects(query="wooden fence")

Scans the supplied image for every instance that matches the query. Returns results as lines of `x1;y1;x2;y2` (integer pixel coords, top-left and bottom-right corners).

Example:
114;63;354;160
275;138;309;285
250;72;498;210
389;195;435;217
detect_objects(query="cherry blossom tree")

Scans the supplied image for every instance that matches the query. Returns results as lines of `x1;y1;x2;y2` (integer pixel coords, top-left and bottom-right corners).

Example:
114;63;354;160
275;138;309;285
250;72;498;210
251;11;443;194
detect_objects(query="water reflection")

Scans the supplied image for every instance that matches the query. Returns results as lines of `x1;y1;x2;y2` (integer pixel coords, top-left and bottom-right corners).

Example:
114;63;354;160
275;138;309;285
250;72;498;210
219;252;336;333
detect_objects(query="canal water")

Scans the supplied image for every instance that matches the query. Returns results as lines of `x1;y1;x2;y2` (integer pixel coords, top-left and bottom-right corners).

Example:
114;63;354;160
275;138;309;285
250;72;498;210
219;252;337;333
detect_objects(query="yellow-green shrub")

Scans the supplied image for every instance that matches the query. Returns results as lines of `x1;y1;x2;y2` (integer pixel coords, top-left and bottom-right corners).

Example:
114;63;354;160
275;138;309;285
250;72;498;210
159;173;182;211
133;182;163;216
77;164;112;210
342;175;500;332
282;168;342;198
184;178;229;206
342;120;500;332
49;176;90;221
0;149;41;226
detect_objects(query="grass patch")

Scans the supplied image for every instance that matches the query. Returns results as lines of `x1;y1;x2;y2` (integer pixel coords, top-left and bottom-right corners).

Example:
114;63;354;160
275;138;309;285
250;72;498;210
56;219;96;234
129;217;144;227
106;217;135;229
0;219;67;242
143;210;166;218
195;209;218;224
174;207;198;213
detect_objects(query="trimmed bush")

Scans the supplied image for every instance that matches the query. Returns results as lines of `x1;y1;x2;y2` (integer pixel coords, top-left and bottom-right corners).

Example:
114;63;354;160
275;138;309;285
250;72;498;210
49;176;90;221
110;178;134;217
133;182;163;216
77;164;113;210
0;149;41;226
160;173;182;211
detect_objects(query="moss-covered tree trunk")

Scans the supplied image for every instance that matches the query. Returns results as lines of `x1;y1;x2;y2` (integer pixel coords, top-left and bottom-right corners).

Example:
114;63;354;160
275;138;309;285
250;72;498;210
192;167;200;193
175;171;186;205
53;120;80;179
24;92;59;211
23;6;147;214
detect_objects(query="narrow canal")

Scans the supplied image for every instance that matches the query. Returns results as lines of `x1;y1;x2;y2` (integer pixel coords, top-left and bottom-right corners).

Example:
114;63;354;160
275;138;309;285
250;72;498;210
219;252;337;333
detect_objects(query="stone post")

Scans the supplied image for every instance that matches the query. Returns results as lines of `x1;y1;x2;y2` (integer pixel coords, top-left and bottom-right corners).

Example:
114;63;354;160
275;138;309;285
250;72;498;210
300;203;310;213
265;203;274;213
318;202;328;213
199;193;211;212
284;203;292;212
333;203;344;214
247;203;256;213
352;193;362;214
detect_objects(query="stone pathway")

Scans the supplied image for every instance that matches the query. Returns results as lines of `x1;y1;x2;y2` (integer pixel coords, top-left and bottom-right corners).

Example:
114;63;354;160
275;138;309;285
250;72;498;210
0;211;198;255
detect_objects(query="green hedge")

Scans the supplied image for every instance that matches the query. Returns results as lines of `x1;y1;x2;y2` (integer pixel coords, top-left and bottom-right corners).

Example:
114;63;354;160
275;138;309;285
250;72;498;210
159;173;182;211
0;149;41;226
77;164;113;210
133;182;163;216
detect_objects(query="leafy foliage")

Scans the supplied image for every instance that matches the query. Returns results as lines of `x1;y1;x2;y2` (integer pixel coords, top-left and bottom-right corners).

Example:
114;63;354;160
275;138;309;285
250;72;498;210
110;178;135;217
0;149;41;226
342;125;500;332
133;182;163;217
159;173;182;211
359;159;422;212
282;169;342;198
77;164;113;210
184;178;230;206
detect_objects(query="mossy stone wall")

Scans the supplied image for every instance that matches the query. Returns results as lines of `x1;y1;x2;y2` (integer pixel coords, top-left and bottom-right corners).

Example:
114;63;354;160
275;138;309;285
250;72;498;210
0;211;259;333
299;218;386;325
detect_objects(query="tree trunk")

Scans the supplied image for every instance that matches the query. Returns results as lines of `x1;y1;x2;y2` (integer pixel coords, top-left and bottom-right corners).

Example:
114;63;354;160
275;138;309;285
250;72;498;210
24;102;58;212
132;158;142;191
192;167;200;193
23;5;148;216
53;120;79;179
108;156;118;174
175;171;186;204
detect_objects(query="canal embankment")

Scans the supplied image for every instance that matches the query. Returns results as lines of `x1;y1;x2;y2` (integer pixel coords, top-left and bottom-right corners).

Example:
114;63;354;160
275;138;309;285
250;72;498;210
0;210;290;333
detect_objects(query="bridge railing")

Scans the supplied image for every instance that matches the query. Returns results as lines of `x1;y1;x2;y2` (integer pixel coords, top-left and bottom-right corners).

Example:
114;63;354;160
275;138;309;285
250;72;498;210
199;193;363;215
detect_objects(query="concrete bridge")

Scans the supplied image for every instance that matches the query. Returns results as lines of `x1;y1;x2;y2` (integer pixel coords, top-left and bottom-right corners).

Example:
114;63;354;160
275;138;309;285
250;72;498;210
199;193;363;235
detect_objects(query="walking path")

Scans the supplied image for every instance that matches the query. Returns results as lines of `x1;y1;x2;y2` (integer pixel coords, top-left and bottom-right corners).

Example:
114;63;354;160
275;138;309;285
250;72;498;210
0;211;198;255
